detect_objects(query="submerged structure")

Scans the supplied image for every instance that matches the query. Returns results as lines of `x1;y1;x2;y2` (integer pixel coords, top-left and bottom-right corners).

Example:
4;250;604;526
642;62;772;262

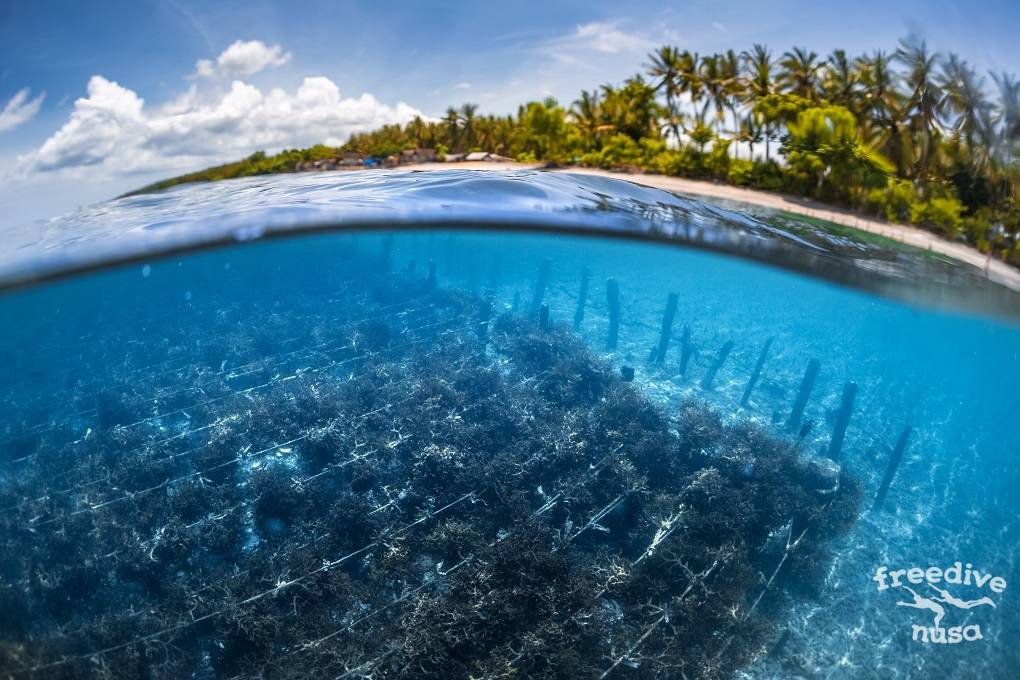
0;171;1017;678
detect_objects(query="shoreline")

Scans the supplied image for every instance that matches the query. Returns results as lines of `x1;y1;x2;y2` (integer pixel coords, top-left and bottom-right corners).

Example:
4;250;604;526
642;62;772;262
398;161;1020;293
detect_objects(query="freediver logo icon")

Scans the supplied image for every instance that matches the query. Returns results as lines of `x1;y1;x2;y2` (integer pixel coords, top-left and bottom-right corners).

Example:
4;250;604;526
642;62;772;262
873;562;1007;644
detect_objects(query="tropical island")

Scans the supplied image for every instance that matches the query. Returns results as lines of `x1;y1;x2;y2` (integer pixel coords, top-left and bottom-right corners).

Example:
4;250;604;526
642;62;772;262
128;37;1020;269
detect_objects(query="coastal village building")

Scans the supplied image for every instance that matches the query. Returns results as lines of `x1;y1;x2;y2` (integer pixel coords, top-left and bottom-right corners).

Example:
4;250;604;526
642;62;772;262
400;148;437;164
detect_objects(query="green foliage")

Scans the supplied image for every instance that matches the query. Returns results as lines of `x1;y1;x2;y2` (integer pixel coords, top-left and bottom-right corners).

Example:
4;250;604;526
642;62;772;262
577;133;643;169
866;178;916;222
512;98;570;163
783;105;893;201
727;159;756;186
910;196;965;237
752;92;819;126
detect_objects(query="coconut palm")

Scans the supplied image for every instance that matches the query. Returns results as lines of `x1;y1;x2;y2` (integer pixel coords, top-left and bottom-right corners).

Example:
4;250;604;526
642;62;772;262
895;37;944;180
647;46;685;141
676;50;703;120
992;72;1020;158
443;107;461;151
742;44;774;99
459;103;479;150
699;54;730;136
599;76;663;141
779;47;821;100
721;49;745;153
406;116;429;148
741;44;775;160
855;51;911;174
822;49;861;113
937;54;993;164
570;89;604;149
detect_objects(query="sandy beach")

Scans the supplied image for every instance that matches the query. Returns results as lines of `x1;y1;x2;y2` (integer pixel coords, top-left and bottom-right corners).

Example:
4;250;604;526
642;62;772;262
399;161;1020;293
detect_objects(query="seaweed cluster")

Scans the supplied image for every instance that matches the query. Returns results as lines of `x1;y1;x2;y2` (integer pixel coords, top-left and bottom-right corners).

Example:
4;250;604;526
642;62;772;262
0;260;860;679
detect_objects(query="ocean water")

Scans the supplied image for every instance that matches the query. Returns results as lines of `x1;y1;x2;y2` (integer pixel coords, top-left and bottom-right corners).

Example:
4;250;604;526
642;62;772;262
0;171;1017;679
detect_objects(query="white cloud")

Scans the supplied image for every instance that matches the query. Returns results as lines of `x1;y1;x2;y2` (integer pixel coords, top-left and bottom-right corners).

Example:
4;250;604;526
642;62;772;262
566;22;646;54
194;40;292;79
453;82;472;90
527;20;677;80
17;73;423;177
0;88;46;134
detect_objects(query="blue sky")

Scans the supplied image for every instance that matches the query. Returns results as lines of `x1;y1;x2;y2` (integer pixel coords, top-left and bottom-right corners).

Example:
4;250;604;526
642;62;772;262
1;0;1019;226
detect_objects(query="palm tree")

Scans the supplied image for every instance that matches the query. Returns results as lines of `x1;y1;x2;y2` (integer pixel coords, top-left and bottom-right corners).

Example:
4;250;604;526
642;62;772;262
699;54;729;136
779;47;821;100
742;44;774;99
459;103;479;150
992;72;1020;160
721;49;745;154
895;37;944;181
676;50;703;122
406;116;428;148
598;77;662;141
937;54;993;165
856;50;910;176
443;107;461;151
647;46;684;142
823;49;860;112
570;89;603;149
741;44;774;160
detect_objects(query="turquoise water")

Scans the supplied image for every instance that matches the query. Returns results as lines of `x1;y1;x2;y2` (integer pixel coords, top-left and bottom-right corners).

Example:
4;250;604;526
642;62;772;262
0;172;1017;678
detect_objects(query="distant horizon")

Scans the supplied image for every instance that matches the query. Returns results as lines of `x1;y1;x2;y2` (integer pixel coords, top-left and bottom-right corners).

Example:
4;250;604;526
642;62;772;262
2;0;1019;225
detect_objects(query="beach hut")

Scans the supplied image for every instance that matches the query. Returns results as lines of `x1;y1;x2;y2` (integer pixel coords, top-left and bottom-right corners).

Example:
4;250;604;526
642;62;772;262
399;148;437;164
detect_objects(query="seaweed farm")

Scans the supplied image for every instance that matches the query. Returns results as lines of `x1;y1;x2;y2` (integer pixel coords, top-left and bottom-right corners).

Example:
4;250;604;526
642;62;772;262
1;173;1018;679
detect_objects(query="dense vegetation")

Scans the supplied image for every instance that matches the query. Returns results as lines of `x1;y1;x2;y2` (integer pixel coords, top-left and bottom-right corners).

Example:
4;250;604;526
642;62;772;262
0;248;860;678
130;37;1020;266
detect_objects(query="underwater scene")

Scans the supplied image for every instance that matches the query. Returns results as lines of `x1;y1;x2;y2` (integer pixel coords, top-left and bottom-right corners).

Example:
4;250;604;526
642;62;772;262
0;172;1018;679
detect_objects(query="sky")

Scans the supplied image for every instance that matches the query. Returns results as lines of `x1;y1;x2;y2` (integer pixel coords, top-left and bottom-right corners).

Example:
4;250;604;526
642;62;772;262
1;0;1019;226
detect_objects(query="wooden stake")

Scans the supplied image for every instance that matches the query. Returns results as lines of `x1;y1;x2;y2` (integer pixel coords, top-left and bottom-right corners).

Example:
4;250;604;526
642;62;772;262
427;260;437;289
827;381;857;461
573;267;590;331
678;326;693;375
653;293;679;364
786;359;820;432
606;278;620;350
539;303;550;332
873;425;912;510
701;340;734;390
740;337;773;407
